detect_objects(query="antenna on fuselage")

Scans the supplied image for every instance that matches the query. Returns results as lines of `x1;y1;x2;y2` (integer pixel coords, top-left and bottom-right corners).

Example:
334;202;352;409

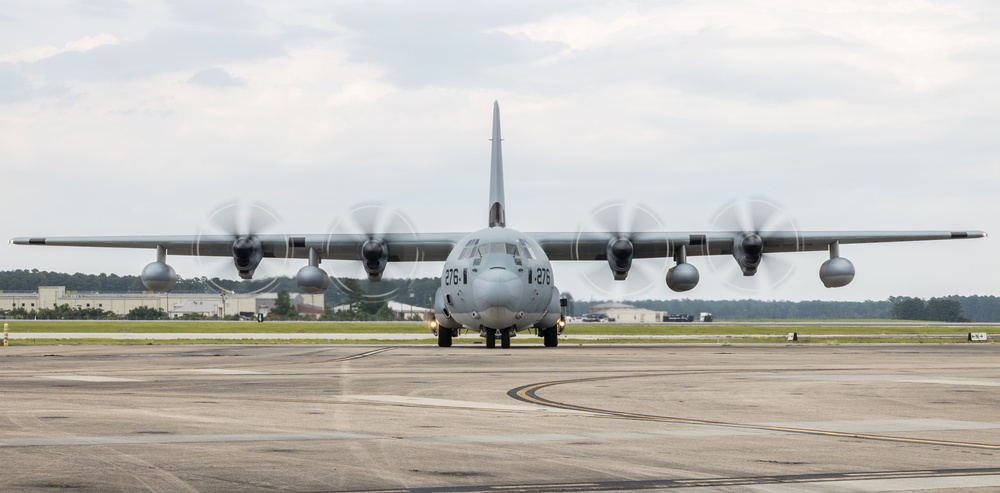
488;100;506;228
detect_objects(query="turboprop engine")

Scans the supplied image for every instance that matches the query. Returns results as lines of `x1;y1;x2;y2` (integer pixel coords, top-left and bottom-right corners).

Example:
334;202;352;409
607;237;633;280
232;236;263;279
733;233;763;276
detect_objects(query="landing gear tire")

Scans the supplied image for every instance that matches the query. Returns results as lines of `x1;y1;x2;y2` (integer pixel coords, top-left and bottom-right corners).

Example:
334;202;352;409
438;328;452;348
485;330;496;349
501;329;511;349
543;327;558;347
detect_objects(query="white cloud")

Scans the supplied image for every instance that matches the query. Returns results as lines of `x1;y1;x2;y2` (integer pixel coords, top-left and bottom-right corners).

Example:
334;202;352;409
0;0;996;302
187;67;246;87
0;32;118;63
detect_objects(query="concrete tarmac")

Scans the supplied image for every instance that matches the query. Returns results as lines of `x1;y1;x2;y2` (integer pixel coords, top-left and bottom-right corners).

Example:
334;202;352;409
0;344;997;492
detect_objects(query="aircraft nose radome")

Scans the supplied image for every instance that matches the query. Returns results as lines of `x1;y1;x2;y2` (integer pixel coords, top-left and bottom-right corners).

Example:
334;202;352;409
472;269;522;324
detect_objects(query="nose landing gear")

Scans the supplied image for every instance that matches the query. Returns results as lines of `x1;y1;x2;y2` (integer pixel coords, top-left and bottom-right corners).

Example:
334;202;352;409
483;328;513;349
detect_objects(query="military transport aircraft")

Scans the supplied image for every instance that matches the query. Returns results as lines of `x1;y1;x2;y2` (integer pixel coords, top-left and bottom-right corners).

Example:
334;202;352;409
11;102;987;348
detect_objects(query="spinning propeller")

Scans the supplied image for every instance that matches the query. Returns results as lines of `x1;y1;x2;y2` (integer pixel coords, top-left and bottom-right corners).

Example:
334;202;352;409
708;196;801;292
195;200;290;294
325;203;420;301
574;201;669;298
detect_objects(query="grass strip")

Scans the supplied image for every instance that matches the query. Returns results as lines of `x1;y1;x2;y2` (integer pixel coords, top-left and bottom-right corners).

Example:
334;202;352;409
5;337;993;346
5;321;997;336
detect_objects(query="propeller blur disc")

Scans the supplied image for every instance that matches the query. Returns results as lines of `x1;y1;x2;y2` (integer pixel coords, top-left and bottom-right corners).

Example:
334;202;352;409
325;202;420;302
574;201;668;299
707;196;801;293
195;200;291;295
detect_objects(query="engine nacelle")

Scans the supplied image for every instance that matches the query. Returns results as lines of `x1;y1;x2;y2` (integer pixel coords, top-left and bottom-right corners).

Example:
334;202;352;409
666;263;700;292
819;256;855;288
362;239;388;281
141;261;177;292
733;233;763;276
232;236;263;279
296;265;330;294
607;238;633;280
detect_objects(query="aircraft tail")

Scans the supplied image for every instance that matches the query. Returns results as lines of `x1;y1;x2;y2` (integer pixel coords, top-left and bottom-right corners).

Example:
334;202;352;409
489;101;506;228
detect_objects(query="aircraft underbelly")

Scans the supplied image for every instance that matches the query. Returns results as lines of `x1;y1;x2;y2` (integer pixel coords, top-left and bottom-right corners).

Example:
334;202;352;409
442;280;554;330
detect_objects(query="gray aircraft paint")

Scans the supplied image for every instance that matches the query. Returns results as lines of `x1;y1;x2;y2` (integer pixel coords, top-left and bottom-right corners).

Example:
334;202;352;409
8;102;987;347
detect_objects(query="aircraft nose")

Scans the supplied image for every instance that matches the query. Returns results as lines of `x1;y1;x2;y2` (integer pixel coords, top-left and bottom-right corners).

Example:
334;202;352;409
472;268;522;324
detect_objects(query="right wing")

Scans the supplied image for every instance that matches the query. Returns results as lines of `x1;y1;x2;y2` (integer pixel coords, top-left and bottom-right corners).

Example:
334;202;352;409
530;229;986;290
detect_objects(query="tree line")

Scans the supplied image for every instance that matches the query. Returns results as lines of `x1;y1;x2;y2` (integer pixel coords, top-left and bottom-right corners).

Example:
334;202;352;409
565;295;999;322
1;270;997;322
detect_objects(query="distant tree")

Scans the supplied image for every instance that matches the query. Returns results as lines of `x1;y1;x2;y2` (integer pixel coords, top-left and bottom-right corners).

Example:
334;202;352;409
271;289;298;318
890;297;927;321
373;304;395;321
126;306;169;320
925;298;970;323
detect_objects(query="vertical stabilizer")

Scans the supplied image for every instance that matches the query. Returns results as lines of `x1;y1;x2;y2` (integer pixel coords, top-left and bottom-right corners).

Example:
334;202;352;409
489;101;506;228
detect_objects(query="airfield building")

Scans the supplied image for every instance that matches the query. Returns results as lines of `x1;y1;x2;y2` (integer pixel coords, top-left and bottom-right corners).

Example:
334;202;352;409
0;286;324;319
588;302;669;323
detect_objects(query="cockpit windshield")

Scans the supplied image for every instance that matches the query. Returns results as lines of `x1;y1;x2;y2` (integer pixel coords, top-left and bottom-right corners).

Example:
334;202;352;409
458;240;536;259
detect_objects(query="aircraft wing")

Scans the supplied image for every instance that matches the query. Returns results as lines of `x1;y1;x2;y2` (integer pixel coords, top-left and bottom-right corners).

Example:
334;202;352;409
10;234;464;262
531;230;987;260
12;230;985;261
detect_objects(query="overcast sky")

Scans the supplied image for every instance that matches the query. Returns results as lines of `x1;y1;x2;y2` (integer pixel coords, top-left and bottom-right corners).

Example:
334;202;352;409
1;0;996;302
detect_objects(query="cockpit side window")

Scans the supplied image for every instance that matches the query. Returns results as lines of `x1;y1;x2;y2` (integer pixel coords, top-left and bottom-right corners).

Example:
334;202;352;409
506;243;518;256
517;239;537;259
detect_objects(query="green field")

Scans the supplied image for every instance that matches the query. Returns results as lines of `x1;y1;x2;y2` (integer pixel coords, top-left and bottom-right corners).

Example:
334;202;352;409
0;320;995;346
3;320;996;335
3;321;422;334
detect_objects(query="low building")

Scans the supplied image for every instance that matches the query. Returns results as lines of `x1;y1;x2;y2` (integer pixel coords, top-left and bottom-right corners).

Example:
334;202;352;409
0;286;324;319
589;302;668;323
329;301;433;321
388;301;434;321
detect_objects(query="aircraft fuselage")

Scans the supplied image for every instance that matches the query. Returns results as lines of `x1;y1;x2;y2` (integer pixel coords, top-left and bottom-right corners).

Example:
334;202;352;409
434;226;562;339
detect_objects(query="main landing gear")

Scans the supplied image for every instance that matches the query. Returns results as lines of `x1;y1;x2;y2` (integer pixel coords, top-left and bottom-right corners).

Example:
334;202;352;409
542;326;558;347
438;327;452;347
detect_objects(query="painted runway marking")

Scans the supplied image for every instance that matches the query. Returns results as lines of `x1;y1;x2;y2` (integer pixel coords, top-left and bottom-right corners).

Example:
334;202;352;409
508;374;1000;450
766;374;1000;387
333;468;1000;492
759;419;1000;433
417;429;774;444
36;375;143;383
347;395;591;414
0;432;377;447
188;368;266;375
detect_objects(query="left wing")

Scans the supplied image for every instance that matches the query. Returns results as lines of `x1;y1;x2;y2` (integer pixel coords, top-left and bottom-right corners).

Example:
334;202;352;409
11;233;465;292
12;234;461;261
